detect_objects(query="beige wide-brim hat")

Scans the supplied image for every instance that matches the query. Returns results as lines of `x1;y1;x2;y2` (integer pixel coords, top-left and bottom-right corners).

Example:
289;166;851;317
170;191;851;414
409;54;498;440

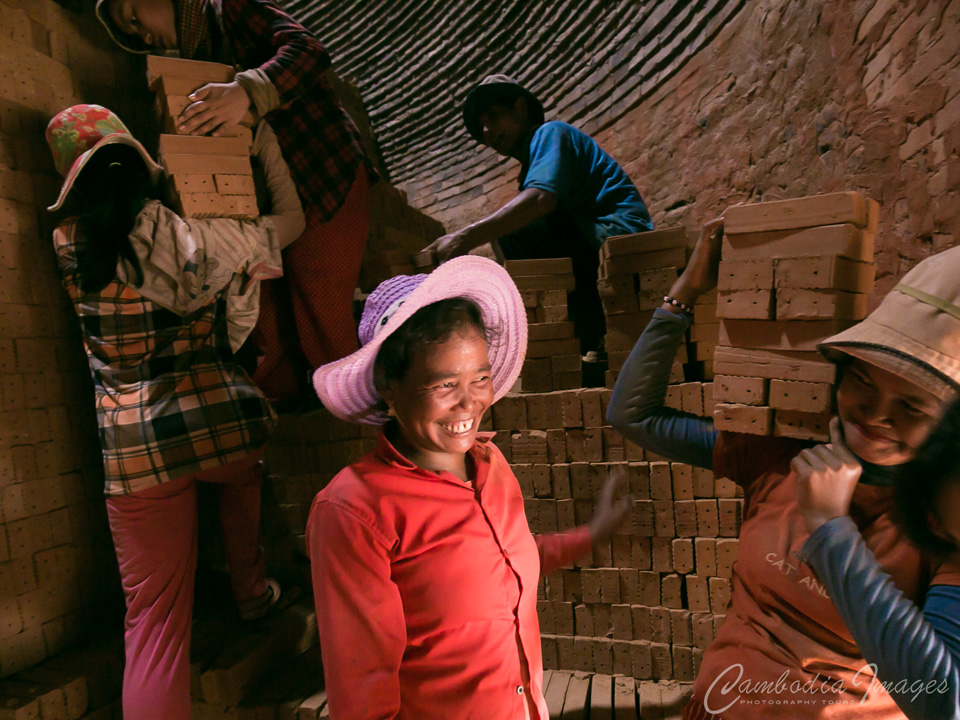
819;245;960;400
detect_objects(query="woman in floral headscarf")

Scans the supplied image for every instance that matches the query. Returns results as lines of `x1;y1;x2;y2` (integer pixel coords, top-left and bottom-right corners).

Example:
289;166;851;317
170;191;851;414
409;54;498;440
96;0;377;407
46;104;304;719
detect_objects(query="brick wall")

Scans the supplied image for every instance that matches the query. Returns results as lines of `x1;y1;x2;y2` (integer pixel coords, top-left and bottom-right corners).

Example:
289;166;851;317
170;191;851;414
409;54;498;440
283;0;960;683
0;0;156;676
291;0;745;187
395;0;960;305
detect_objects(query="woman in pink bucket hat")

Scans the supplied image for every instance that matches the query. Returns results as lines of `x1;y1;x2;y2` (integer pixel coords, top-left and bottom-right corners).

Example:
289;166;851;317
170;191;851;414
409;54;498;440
608;217;960;719
306;256;631;719
46;104;304;719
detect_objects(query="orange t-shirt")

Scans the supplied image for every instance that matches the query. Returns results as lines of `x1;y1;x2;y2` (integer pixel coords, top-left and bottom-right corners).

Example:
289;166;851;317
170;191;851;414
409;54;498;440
683;432;960;720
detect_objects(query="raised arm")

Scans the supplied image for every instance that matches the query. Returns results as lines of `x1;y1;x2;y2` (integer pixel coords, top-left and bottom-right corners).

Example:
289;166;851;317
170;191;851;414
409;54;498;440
427;188;558;262
606;218;726;468
536;469;633;574
252;122;305;248
795;420;960;719
122;201;282;314
221;0;332;104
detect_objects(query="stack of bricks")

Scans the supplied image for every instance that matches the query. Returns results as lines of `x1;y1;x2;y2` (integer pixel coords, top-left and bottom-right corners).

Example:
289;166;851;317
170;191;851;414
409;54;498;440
360;185;446;291
597;228;689;388
262;410;383;585
488;387;742;683
359;248;439;291
0;634;122;720
146;56;259;220
713;192;877;441
0;0;162;678
506;258;582;392
688;289;719;380
540;670;692;718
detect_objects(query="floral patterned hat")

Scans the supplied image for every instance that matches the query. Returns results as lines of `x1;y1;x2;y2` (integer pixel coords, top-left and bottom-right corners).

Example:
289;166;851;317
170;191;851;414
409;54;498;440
46;104;163;212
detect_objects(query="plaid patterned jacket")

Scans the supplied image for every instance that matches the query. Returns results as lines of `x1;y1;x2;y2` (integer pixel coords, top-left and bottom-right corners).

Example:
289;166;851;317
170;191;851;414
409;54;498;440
54;221;276;496
184;0;375;220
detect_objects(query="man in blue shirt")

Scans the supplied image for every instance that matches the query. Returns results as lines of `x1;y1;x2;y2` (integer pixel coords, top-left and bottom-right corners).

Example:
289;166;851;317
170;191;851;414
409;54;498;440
428;75;653;355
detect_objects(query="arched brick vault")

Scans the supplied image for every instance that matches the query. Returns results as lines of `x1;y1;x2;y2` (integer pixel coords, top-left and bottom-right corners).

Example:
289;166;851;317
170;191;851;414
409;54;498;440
293;0;960;307
290;0;747;186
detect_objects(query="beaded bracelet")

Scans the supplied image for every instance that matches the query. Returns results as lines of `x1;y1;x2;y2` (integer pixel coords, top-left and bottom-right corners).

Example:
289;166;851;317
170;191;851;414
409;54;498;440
663;295;694;314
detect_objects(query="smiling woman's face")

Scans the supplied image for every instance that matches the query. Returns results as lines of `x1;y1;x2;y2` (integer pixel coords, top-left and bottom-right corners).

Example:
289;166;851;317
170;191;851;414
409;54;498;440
836;358;944;465
381;325;494;468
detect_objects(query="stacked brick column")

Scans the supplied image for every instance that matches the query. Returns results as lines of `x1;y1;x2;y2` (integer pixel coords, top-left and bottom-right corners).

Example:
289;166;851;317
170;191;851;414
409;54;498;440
507;258;581;392
146;57;260;221
713;192;877;441
597;228;688;388
487;387;742;685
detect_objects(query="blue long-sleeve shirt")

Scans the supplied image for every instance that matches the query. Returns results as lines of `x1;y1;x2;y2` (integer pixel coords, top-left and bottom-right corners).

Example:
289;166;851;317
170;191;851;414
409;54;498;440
607;307;960;719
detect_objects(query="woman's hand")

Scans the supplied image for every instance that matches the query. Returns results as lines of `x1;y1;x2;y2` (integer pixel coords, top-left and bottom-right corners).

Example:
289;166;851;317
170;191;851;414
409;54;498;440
793;417;862;534
588;467;633;543
665;215;725;308
178;81;252;136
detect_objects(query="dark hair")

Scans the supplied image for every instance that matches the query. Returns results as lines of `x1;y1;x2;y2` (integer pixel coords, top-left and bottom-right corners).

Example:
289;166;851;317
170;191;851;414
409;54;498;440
372;298;495;396
57;144;155;293
895;395;960;557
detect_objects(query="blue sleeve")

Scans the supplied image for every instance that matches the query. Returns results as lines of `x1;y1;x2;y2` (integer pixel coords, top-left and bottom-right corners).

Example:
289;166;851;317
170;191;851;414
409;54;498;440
925;586;960;662
606;308;717;469
802;517;960;719
522;123;576;201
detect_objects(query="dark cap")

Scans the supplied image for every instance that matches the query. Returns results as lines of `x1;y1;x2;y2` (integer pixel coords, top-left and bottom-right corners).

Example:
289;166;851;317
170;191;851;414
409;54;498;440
462;74;545;144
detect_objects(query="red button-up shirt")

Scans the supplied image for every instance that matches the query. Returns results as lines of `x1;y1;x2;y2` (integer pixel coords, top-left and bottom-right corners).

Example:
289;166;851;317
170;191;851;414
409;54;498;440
306;431;592;719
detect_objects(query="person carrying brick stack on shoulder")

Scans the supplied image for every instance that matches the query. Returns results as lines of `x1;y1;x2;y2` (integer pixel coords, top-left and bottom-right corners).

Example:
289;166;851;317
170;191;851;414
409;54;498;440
606;216;960;719
97;0;378;407
426;74;654;361
45;104;305;720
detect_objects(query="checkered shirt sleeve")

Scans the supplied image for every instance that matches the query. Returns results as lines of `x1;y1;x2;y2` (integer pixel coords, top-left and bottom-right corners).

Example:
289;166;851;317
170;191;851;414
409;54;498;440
213;0;377;218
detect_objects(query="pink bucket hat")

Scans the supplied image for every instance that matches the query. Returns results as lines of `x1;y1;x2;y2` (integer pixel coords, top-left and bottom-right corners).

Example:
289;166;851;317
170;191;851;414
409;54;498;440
819;244;960;401
46;104;163;212
313;256;528;425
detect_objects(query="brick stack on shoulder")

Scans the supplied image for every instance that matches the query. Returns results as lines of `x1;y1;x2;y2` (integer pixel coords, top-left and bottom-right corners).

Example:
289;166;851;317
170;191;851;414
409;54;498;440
146;56;259;221
713;191;877;441
505;258;581;393
597;228;688;389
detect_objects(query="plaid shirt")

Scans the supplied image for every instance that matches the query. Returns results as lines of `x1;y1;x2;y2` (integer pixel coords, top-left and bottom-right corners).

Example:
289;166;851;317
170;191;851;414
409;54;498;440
181;0;375;220
54;222;276;496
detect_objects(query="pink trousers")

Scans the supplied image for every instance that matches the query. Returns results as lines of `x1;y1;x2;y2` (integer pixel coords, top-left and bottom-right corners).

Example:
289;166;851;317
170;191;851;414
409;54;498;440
105;451;268;720
252;172;370;402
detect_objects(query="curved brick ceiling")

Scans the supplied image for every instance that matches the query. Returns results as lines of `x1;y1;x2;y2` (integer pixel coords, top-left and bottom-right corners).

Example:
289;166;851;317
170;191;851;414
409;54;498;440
289;0;745;186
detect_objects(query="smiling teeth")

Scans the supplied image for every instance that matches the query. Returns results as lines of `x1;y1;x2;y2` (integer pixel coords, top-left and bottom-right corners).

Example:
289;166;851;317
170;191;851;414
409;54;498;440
443;419;474;434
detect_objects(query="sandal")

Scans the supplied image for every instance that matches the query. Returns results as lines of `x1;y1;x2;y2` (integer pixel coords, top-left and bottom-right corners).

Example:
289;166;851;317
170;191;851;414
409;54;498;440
238;578;281;621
